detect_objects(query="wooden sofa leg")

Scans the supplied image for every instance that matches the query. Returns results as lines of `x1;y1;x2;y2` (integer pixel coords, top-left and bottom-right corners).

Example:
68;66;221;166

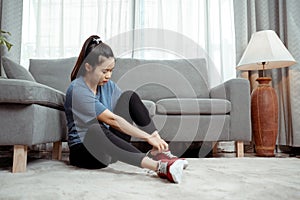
236;141;244;157
52;141;62;160
212;142;218;157
12;145;28;173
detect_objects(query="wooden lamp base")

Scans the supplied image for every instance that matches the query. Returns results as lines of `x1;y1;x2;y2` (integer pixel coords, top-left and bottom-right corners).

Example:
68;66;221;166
251;77;278;157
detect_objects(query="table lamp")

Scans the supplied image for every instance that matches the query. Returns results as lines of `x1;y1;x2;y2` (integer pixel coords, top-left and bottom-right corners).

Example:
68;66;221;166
236;30;296;156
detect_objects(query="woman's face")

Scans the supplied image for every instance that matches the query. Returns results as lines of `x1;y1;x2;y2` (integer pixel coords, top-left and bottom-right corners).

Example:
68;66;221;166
86;56;115;86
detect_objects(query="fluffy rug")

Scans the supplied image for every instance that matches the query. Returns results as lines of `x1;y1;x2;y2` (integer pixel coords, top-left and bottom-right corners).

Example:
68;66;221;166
0;158;300;200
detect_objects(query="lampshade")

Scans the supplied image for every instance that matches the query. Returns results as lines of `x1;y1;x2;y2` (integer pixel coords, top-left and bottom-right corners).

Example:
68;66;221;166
237;30;296;70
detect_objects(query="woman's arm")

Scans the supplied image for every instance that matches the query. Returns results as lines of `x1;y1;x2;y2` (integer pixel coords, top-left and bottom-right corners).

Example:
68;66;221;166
97;109;168;151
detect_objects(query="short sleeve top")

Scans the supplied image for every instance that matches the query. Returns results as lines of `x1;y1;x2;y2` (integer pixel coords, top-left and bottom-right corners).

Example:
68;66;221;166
64;76;122;147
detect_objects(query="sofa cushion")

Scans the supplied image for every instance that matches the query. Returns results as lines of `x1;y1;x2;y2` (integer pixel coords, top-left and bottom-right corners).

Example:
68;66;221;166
1;56;36;81
156;98;231;115
113;58;209;101
29;57;77;93
0;79;65;110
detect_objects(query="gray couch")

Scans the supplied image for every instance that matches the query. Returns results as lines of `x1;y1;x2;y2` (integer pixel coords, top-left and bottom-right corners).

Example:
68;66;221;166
0;57;72;172
112;59;251;143
0;56;251;172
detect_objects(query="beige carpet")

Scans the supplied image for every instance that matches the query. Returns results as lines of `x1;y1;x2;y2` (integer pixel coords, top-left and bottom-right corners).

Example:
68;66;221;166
0;158;300;200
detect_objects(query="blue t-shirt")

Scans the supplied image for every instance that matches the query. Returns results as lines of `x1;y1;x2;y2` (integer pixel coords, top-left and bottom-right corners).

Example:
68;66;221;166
64;76;122;147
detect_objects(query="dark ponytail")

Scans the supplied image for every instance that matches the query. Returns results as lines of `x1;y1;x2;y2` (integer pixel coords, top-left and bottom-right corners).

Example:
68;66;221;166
70;35;114;81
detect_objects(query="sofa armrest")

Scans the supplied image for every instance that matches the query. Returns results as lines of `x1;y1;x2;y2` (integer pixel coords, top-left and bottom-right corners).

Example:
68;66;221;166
210;78;251;141
0;79;65;110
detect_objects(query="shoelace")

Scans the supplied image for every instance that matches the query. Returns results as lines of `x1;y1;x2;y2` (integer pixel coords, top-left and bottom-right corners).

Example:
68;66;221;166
162;151;177;158
146;150;178;159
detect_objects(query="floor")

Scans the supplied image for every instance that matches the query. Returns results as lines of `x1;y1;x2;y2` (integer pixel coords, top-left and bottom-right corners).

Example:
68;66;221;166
2;157;300;200
1;142;299;169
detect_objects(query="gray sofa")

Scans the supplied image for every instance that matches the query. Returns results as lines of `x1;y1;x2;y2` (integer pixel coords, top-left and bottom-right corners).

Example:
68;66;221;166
0;56;251;172
0;57;71;172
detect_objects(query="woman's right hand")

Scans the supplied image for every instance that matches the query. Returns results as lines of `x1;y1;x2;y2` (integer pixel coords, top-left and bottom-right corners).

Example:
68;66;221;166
146;131;168;152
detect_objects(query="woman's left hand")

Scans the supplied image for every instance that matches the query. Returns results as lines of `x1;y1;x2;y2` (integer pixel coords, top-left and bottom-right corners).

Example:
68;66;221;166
146;131;168;152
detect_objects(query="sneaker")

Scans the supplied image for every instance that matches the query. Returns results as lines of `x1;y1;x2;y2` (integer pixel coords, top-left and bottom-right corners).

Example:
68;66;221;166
149;150;189;169
157;159;185;183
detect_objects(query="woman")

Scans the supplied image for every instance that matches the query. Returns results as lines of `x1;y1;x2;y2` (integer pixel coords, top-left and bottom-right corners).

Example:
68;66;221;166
64;35;188;183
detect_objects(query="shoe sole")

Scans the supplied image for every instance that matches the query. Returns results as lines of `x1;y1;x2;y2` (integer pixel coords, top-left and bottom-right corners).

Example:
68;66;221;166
182;159;189;169
169;160;185;184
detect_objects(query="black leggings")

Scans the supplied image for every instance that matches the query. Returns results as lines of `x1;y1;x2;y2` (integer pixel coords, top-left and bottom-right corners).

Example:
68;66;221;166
69;91;157;169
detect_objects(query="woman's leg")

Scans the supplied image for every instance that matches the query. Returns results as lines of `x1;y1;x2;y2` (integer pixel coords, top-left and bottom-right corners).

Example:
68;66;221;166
83;123;147;167
82;124;185;184
112;91;189;169
69;143;107;169
111;91;157;141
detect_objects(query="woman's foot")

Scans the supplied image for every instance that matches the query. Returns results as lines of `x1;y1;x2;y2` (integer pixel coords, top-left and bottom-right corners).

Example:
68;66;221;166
157;159;185;184
147;150;189;169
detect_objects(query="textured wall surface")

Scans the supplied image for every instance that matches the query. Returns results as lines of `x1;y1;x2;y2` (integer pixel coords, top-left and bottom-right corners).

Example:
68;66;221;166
1;0;23;63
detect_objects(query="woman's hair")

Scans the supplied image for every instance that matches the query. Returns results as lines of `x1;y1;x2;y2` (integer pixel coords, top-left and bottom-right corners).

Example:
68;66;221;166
70;35;115;81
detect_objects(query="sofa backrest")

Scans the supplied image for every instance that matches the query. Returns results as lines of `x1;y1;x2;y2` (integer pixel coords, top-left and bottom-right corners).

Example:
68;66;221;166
29;57;209;101
112;58;209;101
29;57;77;93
